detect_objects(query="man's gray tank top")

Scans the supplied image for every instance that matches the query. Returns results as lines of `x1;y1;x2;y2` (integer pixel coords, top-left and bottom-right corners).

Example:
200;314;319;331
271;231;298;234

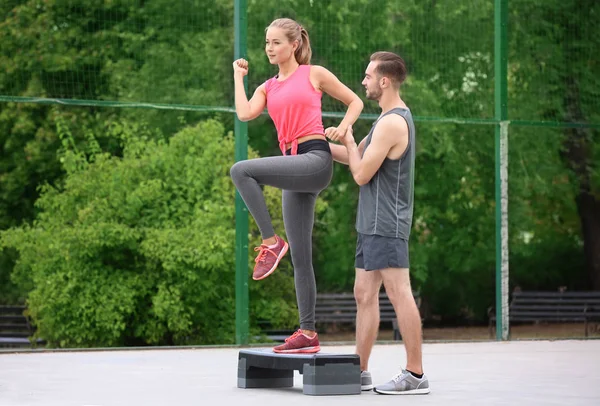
356;107;415;239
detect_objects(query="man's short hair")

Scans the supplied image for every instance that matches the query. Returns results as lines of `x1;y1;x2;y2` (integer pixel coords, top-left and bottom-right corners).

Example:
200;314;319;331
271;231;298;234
370;51;407;87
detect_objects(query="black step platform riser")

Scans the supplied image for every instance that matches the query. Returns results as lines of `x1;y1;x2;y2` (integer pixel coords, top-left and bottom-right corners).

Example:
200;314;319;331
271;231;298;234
238;349;360;396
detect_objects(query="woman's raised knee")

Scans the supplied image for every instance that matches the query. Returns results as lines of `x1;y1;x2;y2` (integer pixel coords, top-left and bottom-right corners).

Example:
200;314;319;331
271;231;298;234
229;161;248;183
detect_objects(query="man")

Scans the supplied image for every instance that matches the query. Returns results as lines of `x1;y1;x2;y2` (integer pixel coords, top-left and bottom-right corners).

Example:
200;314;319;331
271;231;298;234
326;51;429;395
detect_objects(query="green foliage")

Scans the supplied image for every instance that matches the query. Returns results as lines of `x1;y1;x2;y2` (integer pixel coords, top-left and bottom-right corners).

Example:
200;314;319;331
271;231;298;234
0;0;598;328
1;119;298;347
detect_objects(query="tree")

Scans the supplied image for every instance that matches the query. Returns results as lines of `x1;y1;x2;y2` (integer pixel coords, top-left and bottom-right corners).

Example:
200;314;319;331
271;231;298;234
1;0;597;328
0;0;235;301
509;0;600;289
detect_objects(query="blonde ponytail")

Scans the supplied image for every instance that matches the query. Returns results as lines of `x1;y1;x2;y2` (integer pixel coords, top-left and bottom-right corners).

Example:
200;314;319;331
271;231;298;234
295;27;312;65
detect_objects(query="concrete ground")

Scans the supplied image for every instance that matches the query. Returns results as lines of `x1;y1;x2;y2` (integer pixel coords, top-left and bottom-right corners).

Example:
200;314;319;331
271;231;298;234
1;339;599;406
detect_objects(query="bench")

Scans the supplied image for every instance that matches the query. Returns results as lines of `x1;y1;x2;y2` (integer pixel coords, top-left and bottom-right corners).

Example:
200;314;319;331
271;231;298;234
315;291;421;341
258;291;421;343
488;290;600;338
0;305;34;348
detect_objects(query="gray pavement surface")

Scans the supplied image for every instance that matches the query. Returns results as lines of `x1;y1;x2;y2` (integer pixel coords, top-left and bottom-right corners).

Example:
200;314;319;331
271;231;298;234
1;339;599;406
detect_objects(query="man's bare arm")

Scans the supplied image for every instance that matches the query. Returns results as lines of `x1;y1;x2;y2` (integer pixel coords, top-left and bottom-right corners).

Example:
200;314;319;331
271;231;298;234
344;116;407;185
328;137;366;165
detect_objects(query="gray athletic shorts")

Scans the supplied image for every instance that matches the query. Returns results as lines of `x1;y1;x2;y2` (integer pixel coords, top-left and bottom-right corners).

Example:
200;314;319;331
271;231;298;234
355;232;409;271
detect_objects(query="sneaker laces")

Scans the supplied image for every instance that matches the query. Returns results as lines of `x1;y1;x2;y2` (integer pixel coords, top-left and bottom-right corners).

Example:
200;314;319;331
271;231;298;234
392;370;408;383
284;330;303;343
254;245;277;263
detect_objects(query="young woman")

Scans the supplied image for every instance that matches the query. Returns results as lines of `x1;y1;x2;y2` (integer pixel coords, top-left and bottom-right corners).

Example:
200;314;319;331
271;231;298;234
230;17;363;353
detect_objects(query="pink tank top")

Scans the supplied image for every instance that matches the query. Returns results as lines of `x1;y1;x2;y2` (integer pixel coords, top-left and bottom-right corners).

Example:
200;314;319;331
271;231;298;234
264;65;325;155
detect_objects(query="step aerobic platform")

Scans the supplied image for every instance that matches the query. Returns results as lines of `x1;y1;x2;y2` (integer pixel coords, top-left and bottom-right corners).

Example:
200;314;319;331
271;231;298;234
237;348;361;396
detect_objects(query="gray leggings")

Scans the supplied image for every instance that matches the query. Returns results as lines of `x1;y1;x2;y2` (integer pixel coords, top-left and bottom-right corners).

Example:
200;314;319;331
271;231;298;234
230;150;333;331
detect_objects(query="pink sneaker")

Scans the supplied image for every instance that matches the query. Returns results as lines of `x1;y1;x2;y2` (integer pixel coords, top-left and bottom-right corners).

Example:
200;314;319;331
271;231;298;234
273;330;321;354
252;235;289;280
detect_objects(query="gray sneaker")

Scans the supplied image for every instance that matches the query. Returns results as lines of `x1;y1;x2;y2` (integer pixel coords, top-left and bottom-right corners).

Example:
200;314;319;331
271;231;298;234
374;370;430;395
361;370;374;391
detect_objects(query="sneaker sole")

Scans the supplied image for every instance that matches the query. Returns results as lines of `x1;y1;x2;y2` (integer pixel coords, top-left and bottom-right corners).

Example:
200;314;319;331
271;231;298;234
253;241;289;281
361;385;374;391
272;345;321;354
374;387;430;395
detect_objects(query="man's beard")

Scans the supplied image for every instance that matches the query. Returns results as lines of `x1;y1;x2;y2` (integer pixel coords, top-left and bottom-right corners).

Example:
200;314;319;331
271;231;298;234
366;87;382;101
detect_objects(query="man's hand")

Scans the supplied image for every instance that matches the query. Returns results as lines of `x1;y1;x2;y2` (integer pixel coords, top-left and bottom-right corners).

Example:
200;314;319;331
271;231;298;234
340;125;357;147
233;58;248;77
